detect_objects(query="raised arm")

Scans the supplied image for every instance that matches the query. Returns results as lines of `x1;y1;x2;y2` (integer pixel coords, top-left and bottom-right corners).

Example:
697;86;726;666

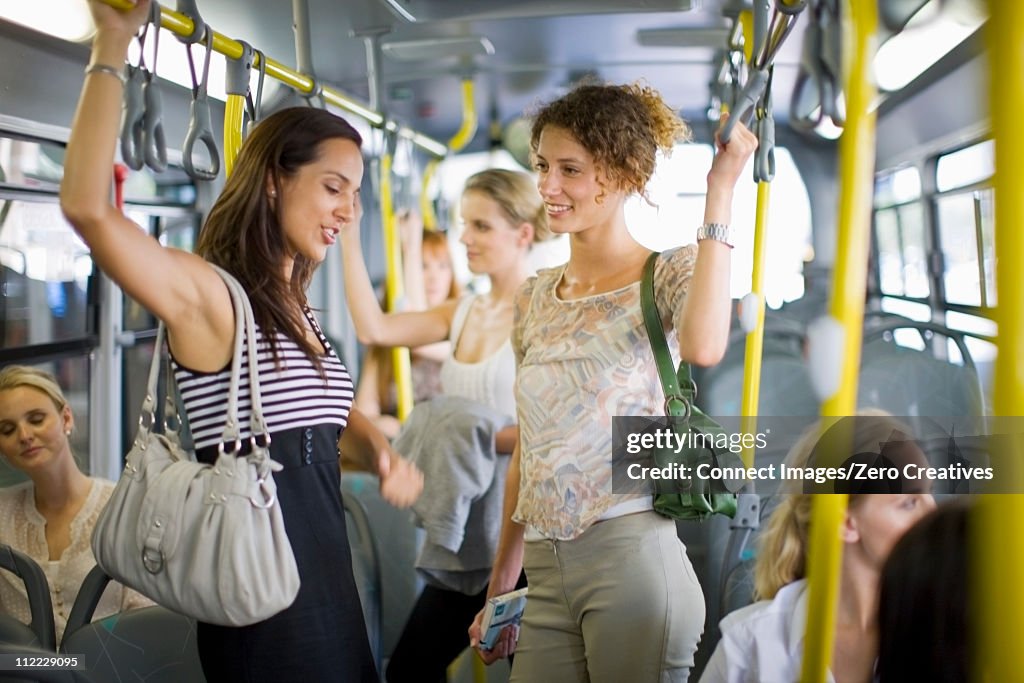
339;205;456;348
60;0;231;368
677;115;758;367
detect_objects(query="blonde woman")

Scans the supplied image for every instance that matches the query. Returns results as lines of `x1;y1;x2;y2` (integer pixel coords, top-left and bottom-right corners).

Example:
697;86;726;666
340;168;551;682
700;411;936;683
0;365;152;643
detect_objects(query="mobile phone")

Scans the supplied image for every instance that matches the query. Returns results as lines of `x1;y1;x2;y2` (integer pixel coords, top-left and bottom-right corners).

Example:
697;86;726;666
478;587;529;651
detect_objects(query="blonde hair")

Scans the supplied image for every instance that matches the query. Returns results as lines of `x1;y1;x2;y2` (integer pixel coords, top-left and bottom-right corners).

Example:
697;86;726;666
0;365;69;413
753;409;913;599
530;81;691;202
463;169;553;243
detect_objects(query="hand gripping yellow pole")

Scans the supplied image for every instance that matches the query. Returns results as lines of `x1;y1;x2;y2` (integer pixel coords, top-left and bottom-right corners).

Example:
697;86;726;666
801;2;877;682
100;0;447;157
976;3;1024;681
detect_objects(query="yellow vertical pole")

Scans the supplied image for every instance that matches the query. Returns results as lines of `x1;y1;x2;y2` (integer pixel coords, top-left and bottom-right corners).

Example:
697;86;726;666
801;1;877;682
737;6;765;470
223;94;245;177
976;2;1024;681
739;182;769;468
380;153;414;420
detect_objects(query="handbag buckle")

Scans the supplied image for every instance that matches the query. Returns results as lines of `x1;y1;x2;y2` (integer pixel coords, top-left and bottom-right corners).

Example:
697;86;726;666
664;395;692;418
142;547;164;574
249;477;277;509
218;438;242;456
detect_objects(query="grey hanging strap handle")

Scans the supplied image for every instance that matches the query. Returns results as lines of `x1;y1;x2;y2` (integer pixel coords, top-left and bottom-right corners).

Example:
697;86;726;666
141;0;167;172
182;25;221;181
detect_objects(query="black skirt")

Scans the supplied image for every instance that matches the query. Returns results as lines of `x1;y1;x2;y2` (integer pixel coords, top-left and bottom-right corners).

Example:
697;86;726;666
194;424;378;683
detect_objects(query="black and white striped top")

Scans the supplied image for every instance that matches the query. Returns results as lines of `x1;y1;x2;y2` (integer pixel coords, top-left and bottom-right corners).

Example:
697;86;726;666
173;306;354;450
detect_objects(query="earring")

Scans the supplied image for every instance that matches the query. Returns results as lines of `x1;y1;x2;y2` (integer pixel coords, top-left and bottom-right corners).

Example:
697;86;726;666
65;429;71;436
269;190;277;198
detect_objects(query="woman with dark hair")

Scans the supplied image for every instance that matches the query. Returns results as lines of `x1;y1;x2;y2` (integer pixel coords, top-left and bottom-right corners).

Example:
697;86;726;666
59;2;422;680
877;502;970;683
468;82;757;682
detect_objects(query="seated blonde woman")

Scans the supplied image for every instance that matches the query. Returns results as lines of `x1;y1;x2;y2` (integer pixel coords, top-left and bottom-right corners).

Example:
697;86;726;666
701;410;936;683
0;365;152;643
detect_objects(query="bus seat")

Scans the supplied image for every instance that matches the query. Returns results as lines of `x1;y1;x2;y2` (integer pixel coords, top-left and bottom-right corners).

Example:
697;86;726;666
697;319;819;418
60;565;205;682
340;472;424;669
343;491;383;673
0;544;56;651
858;322;985;417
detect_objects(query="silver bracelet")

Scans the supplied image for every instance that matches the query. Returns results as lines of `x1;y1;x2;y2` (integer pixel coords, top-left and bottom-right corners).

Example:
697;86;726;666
85;63;126;85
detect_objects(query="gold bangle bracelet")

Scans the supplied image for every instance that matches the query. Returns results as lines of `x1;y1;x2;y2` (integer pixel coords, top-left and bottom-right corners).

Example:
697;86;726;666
85;63;126;85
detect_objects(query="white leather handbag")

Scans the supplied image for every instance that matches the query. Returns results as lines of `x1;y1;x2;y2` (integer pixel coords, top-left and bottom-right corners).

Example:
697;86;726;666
91;266;300;626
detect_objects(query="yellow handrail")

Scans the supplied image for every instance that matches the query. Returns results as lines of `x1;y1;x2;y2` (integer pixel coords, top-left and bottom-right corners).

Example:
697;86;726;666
976;2;1024;681
737;4;764;471
101;0;447;157
420;78;478;230
739;181;769;469
801;1;878;681
379;152;414;420
223;93;244;176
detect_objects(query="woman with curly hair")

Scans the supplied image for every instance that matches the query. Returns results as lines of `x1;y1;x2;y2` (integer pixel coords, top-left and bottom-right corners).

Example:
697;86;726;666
467;81;758;682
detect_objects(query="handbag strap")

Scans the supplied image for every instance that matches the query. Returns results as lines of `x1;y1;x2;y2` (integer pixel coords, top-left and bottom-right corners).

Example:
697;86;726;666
208;265;271;454
640;252;694;418
137;266;271;462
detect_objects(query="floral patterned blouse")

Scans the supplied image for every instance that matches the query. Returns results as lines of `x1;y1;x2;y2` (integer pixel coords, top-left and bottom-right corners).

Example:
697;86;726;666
0;479;153;643
512;246;697;540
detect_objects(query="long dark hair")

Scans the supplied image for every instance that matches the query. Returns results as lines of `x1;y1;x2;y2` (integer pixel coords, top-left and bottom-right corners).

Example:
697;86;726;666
876;502;970;683
197;107;362;366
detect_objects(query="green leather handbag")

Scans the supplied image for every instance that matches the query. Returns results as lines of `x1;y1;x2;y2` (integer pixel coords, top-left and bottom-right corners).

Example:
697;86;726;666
640;252;737;521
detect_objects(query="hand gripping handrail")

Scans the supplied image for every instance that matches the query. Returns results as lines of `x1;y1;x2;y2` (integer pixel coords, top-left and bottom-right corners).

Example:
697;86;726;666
720;0;805;144
100;0;447;158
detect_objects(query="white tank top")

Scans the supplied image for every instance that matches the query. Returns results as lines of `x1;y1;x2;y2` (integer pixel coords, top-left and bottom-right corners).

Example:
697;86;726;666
439;295;517;418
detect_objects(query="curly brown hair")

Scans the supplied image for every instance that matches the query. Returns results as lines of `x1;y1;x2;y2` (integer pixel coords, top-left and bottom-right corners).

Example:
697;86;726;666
529;82;691;200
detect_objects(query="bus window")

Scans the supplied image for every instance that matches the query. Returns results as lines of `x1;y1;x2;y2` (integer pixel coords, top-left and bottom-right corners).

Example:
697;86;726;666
0;200;92;348
873;166;929;305
936;139;993;192
626;145;812;308
937;191;987;307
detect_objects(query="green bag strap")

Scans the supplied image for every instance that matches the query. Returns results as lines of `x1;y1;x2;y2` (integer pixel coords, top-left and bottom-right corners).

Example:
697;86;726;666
640;252;695;418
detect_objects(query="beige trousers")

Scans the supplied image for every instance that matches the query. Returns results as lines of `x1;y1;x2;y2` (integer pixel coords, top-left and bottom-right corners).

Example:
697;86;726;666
510;511;705;683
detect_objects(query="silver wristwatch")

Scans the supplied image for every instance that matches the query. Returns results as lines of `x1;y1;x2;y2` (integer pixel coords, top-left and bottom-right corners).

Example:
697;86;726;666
696;222;733;248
